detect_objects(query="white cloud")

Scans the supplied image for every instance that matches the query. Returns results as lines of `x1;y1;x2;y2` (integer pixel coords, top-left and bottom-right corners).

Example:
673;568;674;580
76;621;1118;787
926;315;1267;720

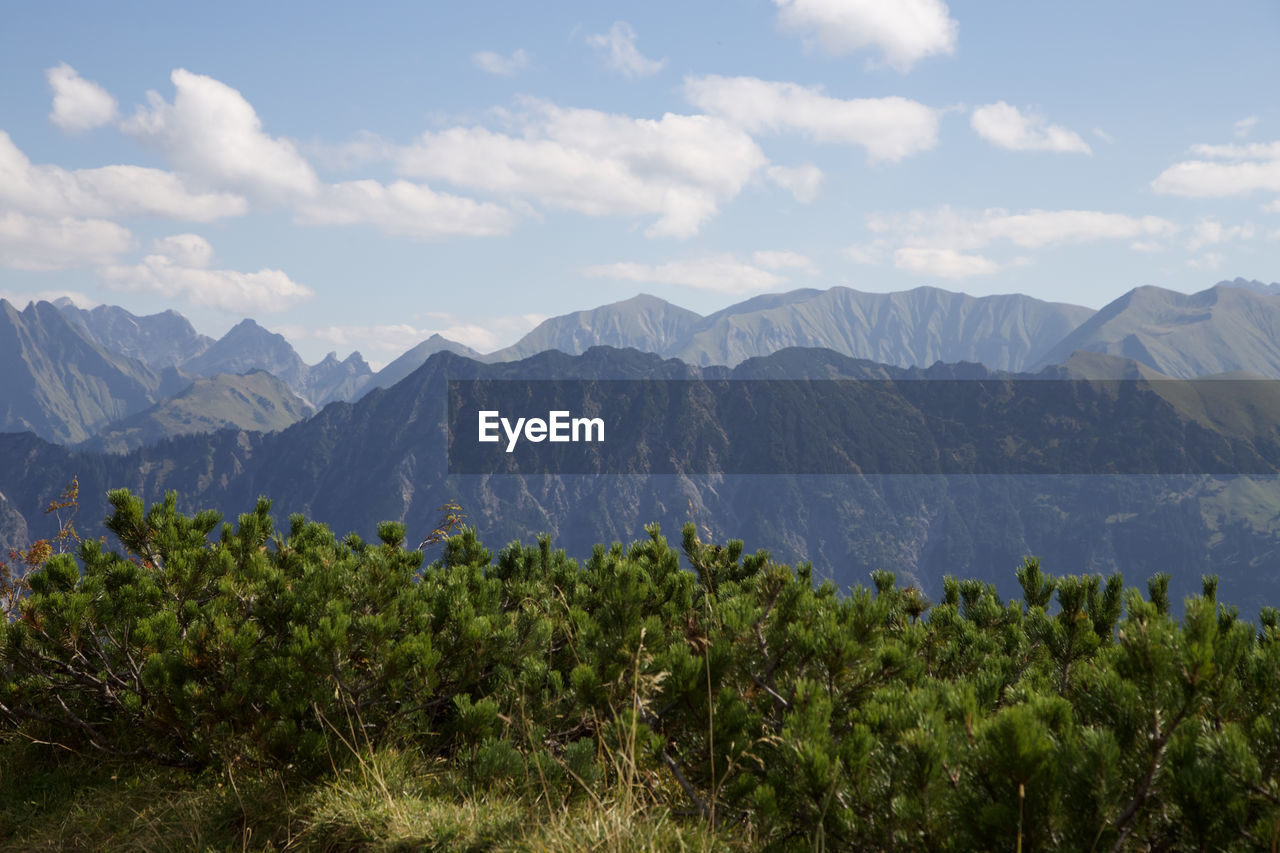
1093;128;1116;144
1189;141;1280;160
894;247;1003;278
752;250;818;274
0;131;246;221
867;206;1179;251
46;63;118;131
684;75;940;162
584;255;787;294
306;132;393;171
1152;139;1280;197
295;179;515;239
587;22;665;78
970;102;1091;154
1186;218;1257;251
765;164;823;202
150;233;215;267
122;69;319;202
0;212;133;270
100;233;312;313
396;98;767;237
1235;116;1258;138
472;49;530;76
1187;253;1225;272
857;207;1180;278
846;240;889;264
1265;200;1280;214
772;0;958;71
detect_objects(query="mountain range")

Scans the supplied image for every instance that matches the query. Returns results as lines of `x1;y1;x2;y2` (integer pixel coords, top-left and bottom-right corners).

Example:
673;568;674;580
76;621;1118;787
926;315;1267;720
5;277;1280;610
9;278;1273;448
5;345;1280;611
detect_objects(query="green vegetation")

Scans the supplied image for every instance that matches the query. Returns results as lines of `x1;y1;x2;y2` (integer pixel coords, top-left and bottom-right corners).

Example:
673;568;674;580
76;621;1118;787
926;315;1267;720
4;491;1280;850
83;371;314;454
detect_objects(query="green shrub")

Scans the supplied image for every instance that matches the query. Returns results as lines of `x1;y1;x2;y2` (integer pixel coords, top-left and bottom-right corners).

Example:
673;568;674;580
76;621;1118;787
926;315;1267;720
4;490;1280;849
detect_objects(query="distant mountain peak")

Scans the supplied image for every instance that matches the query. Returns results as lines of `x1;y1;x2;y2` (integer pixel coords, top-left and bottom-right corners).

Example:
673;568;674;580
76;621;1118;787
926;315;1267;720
1032;282;1280;378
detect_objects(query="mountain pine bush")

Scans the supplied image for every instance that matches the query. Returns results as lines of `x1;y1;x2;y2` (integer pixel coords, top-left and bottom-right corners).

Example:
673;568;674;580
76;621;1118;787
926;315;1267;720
3;490;1280;849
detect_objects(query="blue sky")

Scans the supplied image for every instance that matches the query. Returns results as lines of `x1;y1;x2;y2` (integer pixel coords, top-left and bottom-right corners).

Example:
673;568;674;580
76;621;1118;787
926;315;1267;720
1;0;1278;367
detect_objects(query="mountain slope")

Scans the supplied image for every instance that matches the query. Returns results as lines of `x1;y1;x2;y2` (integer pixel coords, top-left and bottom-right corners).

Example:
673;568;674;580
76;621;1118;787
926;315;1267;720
0;300;187;443
7;347;1280;611
81;370;315;453
488;286;1093;371
670;286;1095;370
487;294;702;361
1033;284;1280;377
182;319;310;389
307;350;374;405
358;334;482;398
55;299;213;368
181;319;373;406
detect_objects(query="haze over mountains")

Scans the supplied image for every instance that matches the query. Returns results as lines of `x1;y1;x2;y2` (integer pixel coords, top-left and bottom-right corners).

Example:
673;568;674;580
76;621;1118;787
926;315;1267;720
494;287;1095;371
1032;281;1280;378
0;299;188;444
1;278;1276;450
5;276;1280;607
81;370;313;454
7;344;1280;612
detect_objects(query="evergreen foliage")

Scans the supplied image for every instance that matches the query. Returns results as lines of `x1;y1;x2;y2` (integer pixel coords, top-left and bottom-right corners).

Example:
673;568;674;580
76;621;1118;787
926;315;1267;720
4;491;1280;849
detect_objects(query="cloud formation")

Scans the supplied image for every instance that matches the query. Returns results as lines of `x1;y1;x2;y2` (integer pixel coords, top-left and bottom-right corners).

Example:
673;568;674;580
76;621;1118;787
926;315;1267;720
1152;139;1280;197
772;0;958;71
587;22;666;78
1235;116;1258;139
765;164;824;202
893;247;1003;278
0;212;133;270
472;49;530;76
396;99;767;237
0;131;246;221
584;254;789;293
1186;218;1257;251
296;180;515;239
852;207;1180;278
752;249;819;274
867;206;1179;251
100;233;313;313
684;75;940;162
46;63;118;131
971;102;1091;154
122;69;320;202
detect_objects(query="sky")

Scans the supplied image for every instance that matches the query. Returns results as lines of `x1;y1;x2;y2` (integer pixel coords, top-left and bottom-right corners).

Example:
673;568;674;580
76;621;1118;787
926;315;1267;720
1;0;1278;368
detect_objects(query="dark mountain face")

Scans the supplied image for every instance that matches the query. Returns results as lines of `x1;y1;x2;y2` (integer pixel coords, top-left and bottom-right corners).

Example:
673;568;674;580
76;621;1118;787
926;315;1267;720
6;347;1280;613
488;286;1095;372
0;299;188;444
55;299;214;369
1033;284;1280;378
